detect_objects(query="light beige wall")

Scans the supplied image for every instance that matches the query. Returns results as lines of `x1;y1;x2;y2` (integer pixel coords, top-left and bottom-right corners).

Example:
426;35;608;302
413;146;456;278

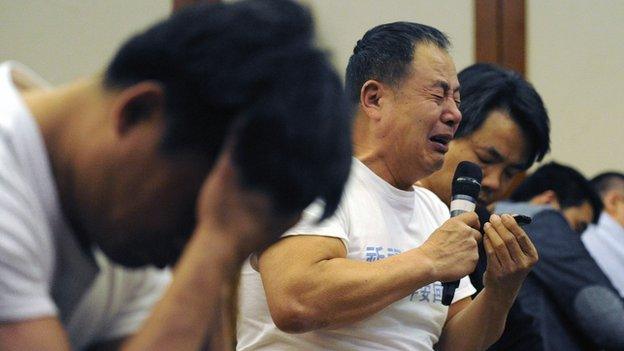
7;1;616;177
0;0;170;84
301;0;474;79
0;0;472;88
527;0;624;177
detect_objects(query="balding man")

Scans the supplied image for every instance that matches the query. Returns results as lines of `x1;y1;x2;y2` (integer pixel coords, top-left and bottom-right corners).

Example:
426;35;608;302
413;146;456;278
583;172;624;297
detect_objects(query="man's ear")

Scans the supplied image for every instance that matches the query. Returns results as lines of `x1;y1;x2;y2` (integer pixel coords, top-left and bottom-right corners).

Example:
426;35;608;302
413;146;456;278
360;80;388;122
111;81;166;136
531;190;560;209
602;190;619;214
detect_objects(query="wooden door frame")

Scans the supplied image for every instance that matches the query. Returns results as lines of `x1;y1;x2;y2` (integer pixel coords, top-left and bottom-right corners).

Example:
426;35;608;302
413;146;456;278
475;0;526;76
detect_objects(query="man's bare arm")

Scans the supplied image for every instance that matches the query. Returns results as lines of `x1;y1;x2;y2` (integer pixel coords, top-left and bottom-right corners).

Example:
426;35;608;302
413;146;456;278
259;235;436;332
259;212;481;333
0;318;71;351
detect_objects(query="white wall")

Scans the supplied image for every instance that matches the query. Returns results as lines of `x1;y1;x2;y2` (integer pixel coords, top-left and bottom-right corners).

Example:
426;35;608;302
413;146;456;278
302;0;474;78
527;0;624;177
0;0;170;84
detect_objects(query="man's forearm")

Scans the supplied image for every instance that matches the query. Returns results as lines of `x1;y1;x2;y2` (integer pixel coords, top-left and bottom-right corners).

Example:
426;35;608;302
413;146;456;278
437;287;516;351
122;228;239;351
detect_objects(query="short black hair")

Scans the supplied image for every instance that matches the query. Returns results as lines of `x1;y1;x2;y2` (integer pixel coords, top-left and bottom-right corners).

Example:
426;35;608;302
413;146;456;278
345;21;450;103
591;172;624;198
456;63;550;169
104;0;352;219
510;162;602;223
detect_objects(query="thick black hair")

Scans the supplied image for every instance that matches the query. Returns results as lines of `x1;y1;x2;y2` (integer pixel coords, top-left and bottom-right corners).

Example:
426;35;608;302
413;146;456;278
456;63;550;169
345;21;450;104
510;162;602;223
104;0;352;219
591;172;624;197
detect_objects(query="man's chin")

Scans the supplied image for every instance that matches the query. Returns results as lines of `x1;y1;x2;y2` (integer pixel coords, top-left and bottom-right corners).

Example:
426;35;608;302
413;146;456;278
101;247;155;269
428;157;445;175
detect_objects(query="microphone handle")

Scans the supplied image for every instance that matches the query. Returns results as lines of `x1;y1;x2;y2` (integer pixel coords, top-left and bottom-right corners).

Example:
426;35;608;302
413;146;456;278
442;280;459;305
441;203;474;306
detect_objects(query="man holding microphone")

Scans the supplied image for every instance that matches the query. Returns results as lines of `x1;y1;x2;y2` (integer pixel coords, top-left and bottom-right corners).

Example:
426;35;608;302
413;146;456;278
238;22;538;350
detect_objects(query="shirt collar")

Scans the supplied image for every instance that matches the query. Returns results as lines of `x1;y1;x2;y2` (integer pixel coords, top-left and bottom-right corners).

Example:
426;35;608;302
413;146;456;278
598;212;624;236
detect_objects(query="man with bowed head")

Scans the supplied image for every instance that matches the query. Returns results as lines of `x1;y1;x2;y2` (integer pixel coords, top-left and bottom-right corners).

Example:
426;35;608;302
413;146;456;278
0;0;352;350
237;22;538;350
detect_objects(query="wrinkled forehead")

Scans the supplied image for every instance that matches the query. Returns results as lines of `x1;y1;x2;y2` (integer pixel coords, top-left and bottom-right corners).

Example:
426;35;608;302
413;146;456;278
409;43;459;89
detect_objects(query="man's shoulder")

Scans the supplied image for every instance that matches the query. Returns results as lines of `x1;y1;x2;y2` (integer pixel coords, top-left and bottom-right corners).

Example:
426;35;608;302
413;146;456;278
0;148;57;322
532;207;566;222
0;134;51;234
413;185;445;204
413;185;450;219
0;117;57;289
529;209;570;237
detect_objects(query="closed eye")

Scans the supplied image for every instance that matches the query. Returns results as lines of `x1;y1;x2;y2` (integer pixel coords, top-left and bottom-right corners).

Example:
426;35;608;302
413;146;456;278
432;94;444;103
503;168;520;180
477;155;495;165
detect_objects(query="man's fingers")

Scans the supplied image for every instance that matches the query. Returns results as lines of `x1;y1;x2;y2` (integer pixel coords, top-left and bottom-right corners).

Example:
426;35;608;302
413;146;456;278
472;228;483;244
483;220;514;267
455;211;481;230
517;234;538;260
490;214;525;263
501;214;538;258
483;234;501;270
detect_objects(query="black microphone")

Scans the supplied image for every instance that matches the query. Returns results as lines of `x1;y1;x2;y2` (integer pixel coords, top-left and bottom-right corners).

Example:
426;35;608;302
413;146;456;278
441;161;483;306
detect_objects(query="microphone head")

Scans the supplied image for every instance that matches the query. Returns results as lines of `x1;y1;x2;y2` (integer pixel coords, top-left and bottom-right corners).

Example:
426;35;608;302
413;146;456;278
452;161;483;199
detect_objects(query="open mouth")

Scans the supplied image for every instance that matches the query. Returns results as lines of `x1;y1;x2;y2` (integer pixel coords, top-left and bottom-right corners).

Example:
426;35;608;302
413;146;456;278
429;134;452;152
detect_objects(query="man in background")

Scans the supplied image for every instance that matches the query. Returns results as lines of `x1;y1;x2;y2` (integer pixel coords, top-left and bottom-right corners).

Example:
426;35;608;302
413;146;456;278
0;1;352;350
493;162;624;350
420;63;550;213
419;62;550;293
583;172;624;297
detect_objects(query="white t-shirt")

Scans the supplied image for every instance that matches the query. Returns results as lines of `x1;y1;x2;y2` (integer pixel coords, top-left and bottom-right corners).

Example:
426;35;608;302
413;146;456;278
582;212;624;297
0;61;171;349
237;159;475;350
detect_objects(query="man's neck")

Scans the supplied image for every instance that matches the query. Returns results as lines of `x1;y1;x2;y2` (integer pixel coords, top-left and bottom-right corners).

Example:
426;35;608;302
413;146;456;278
21;76;108;253
352;115;424;190
419;176;449;205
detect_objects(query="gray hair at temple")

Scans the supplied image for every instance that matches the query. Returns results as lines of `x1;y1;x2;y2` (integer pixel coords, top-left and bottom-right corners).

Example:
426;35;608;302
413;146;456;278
345;21;450;104
591;172;624;197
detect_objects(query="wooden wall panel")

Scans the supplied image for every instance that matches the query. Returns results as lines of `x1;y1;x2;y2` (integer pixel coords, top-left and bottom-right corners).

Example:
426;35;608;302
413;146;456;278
475;0;525;76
